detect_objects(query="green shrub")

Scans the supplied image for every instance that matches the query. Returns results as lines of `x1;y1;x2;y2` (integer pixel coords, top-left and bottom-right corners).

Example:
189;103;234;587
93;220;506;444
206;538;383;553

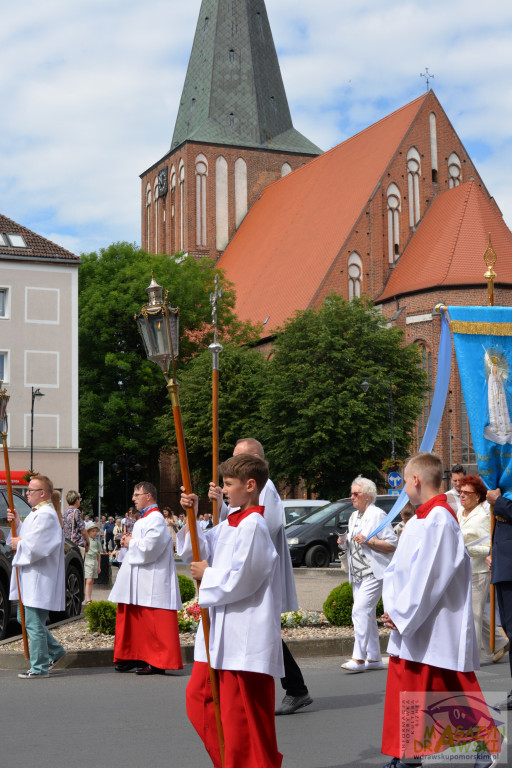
322;582;384;626
178;573;196;603
84;600;117;635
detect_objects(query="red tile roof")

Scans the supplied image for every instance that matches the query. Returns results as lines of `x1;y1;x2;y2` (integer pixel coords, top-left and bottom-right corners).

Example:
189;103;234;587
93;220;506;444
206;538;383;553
218;94;428;335
377;181;512;302
0;213;79;263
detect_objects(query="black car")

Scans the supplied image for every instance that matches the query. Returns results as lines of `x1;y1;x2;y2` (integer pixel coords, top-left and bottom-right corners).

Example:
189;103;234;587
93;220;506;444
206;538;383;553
286;494;400;568
0;487;85;640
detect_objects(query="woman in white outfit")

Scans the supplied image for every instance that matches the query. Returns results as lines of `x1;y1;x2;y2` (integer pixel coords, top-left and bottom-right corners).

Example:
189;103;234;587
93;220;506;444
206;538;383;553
457;473;509;662
341;476;397;672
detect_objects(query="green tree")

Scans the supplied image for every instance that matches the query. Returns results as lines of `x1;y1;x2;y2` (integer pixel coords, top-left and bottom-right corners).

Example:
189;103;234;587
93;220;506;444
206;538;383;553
260;294;425;499
79;242;256;512
157;342;267;491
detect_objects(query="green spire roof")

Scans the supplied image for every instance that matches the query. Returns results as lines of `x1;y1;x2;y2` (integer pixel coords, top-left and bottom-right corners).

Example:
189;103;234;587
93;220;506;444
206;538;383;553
171;0;321;155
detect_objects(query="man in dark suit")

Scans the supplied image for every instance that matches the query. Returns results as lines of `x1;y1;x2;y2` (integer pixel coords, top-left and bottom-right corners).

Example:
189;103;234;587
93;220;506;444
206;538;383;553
487;488;512;709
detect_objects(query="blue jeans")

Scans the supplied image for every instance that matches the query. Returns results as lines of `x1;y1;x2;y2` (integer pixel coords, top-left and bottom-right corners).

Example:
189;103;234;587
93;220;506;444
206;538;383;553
18;605;65;675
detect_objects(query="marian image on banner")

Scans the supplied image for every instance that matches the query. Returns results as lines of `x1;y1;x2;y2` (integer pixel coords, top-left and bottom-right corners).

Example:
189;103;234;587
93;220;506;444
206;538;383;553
449;306;512;498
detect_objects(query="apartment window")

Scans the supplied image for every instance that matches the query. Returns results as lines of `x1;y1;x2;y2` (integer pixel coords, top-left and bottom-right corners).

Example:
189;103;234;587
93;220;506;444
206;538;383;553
0;288;6;318
0;351;8;383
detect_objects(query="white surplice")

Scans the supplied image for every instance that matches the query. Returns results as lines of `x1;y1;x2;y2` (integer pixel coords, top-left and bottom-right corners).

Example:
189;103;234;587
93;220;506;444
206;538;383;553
177;511;284;677
219;478;298;612
109;510;182;610
383;504;478;672
9;502;65;611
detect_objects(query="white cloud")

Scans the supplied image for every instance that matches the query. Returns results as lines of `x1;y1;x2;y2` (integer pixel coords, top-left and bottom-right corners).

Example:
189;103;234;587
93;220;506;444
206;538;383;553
1;0;512;255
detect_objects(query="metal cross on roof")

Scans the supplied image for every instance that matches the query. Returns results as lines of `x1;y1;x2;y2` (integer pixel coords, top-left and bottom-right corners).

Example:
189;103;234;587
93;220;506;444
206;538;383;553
420;68;434;90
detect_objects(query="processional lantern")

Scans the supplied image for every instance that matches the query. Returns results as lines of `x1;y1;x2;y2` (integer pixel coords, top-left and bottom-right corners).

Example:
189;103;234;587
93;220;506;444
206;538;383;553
135;275;180;381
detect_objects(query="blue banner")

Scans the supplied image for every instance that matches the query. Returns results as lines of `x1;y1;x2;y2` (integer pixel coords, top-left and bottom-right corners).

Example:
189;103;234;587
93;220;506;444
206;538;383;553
449;305;512;499
367;308;453;538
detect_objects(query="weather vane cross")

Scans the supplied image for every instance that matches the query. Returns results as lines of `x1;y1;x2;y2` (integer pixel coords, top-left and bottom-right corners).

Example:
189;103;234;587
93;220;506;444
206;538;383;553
210;274;223;345
420;67;434;91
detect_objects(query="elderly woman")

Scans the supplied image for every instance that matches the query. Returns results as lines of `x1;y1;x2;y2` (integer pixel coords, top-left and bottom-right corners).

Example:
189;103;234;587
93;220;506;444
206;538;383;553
62;490;89;554
457;474;509;662
340;476;397;672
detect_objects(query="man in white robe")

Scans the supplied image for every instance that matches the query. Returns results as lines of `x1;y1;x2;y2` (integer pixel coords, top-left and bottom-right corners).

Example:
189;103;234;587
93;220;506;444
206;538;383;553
8;474;66;679
209;436;313;715
109;481;182;674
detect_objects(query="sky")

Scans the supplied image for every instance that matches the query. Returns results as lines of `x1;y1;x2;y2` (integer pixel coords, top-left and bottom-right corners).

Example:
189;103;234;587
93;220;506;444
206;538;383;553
1;0;512;257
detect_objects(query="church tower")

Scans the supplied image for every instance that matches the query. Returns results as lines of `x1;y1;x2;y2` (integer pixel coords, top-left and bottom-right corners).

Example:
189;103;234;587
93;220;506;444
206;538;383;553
140;0;321;260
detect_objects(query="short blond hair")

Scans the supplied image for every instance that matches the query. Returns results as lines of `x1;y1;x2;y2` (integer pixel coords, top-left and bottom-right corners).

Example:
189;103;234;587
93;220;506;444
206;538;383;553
404;452;443;490
33;475;54;495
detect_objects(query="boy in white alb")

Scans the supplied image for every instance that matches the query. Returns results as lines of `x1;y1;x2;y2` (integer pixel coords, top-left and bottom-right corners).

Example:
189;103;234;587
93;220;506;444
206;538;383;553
179;454;283;768
381;452;500;768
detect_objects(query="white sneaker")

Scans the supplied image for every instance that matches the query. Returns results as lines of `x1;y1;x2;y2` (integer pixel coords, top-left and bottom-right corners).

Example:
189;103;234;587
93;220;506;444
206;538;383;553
365;660;384;670
18;670;49;679
341;659;366;672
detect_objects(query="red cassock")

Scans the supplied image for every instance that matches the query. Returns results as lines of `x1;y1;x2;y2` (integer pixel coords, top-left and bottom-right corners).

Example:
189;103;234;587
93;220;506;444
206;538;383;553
187;662;282;768
114;604;183;669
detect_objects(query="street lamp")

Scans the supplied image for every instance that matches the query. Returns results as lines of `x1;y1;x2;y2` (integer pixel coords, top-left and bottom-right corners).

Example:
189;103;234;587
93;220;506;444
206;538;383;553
135;275;225;759
30;387;44;471
361;375;396;462
112;453;142;511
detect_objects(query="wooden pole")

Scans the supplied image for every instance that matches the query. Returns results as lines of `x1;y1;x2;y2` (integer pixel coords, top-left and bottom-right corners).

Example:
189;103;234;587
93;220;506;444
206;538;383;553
490;512;496;654
168;380;225;766
1;433;29;659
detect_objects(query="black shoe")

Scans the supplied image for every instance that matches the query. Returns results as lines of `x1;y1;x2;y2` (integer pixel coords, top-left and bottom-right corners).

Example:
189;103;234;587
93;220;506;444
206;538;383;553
275;693;313;715
114;660;144;672
496;689;512;710
382;761;422;768
135;665;166;676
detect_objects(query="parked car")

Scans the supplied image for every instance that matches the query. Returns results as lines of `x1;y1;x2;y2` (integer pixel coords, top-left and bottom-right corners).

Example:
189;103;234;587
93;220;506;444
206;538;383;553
0;486;85;640
281;499;330;526
286;494;400;568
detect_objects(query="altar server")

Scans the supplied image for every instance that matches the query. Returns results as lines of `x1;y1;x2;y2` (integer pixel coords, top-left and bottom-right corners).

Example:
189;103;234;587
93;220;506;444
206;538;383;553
8;474;66;679
380;452;500;768
180;453;284;768
109;481;182;675
209;436;312;716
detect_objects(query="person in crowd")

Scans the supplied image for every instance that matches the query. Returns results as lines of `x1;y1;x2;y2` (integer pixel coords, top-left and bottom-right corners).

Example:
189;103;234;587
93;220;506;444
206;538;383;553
99;515;107;549
7;475;66;678
340;476;397;672
62;490;89;555
113;517;123;550
381;453;499;768
457;475;508;663
487;487;512;709
177;512;186;529
104;516;115;552
162;506;179;551
446;463;465;512
180;454;283;768
109;481;182;675
393;502;416;538
122;507;136;535
209;436;313;716
84;521;102;604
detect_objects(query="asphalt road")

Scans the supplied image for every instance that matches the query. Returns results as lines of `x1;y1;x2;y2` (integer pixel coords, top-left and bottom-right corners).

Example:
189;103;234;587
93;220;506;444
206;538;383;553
1;655;509;768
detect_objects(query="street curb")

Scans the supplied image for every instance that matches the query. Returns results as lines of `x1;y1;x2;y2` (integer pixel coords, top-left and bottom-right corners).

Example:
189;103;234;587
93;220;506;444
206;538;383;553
0;634;389;671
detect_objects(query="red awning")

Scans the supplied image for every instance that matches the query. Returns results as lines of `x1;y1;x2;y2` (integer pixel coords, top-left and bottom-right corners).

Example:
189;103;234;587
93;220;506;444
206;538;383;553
0;471;29;486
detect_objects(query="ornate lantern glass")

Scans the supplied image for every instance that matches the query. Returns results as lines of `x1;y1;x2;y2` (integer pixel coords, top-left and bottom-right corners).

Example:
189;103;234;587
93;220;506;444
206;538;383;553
135;276;180;378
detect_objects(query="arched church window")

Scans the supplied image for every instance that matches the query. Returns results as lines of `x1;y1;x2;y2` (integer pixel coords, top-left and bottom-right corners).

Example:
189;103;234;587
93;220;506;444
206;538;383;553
387;183;401;264
154;180;159;253
170;166;176;253
195;154;208;247
281;163;292;177
407;147;421;227
145;184;151;252
179;161;185;251
448;152;462;188
347;252;362;300
216;156;229;251
429;112;438;183
235;158;247;228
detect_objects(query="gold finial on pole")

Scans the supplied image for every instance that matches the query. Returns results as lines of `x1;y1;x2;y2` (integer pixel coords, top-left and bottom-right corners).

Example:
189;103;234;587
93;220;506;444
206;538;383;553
483;233;497;307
